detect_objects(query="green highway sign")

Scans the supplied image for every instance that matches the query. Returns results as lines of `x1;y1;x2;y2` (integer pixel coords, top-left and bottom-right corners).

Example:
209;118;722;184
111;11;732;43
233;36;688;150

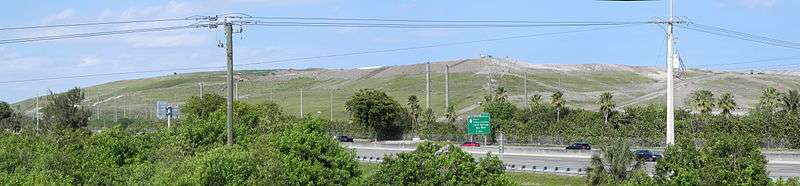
467;112;492;135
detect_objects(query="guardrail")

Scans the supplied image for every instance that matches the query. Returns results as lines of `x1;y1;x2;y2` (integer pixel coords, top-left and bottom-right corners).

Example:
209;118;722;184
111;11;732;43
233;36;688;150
355;155;384;163
353;155;586;176
503;163;586;176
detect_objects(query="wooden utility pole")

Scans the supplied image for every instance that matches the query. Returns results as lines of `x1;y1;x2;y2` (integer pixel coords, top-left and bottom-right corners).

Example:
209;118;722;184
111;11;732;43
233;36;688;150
524;72;528;110
426;62;431;109
300;88;304;117
225;22;235;145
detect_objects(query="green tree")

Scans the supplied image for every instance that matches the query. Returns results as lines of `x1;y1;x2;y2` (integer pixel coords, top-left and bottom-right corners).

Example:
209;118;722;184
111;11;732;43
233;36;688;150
407;95;421;135
586;139;643;185
0;101;18;131
494;87;508;101
783;89;800;114
40;87;92;130
758;87;782;113
551;91;565;122
345;89;407;141
252;118;361;185
369;142;513;185
597;92;615;125
445;105;457;124
717;93;737;116
655;134;770;185
528;94;543;110
182;94;225;119
689;90;715;114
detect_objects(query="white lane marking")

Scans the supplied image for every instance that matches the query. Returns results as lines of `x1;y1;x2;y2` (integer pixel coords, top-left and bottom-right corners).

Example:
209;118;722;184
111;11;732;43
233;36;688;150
348;146;800;164
770;161;800;165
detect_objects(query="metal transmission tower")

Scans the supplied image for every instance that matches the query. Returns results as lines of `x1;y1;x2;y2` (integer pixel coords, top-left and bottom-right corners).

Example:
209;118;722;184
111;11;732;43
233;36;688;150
665;0;677;146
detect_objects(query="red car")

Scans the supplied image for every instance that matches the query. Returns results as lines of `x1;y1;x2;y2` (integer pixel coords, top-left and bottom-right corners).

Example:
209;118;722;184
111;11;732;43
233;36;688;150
460;142;480;147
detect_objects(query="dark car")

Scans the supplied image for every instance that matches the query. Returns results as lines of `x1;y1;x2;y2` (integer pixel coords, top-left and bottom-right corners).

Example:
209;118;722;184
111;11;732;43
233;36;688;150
335;135;354;142
460;142;481;147
566;142;591;150
634;150;662;162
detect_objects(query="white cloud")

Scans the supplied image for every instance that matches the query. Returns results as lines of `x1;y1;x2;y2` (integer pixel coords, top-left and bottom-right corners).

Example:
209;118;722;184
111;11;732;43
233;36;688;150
219;0;327;7
741;0;777;8
125;33;209;48
41;9;75;24
719;0;778;8
78;56;103;67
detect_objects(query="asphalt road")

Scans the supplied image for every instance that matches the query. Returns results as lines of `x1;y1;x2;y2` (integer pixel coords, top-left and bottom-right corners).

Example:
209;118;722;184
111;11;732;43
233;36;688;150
347;144;800;178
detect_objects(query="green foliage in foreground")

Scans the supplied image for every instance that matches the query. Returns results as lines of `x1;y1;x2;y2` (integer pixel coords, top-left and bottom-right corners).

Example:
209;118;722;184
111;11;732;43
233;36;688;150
369;142;514;185
0;95;361;185
654;134;770;185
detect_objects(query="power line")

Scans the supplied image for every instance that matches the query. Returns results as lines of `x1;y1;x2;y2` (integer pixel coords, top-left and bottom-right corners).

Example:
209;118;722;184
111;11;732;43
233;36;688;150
693;56;800;68
246;16;651;24
243;21;643;28
0;25;199;45
678;23;800;50
0;17;202;31
235;25;635;67
0;25;634;84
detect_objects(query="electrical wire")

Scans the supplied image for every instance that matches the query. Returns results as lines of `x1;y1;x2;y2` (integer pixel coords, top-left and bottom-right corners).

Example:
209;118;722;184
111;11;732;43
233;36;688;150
245;16;651;24
677;23;800;50
694;56;800;68
242;21;642;28
0;17;201;31
0;25;634;84
0;25;200;44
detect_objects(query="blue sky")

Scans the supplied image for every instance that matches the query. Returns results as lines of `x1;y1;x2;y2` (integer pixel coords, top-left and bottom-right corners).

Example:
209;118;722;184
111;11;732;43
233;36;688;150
1;0;798;103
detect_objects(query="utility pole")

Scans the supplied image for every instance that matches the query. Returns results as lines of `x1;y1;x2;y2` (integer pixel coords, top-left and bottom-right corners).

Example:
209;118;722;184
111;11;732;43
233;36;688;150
524;72;529;110
224;22;235;145
234;81;239;101
445;65;450;109
34;96;39;130
300;88;304;117
665;0;676;146
114;98;118;122
330;89;334;121
426;62;431;109
199;82;204;97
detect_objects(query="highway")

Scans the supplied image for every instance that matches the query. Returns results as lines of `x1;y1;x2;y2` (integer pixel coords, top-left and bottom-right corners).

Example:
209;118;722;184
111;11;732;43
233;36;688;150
345;143;800;178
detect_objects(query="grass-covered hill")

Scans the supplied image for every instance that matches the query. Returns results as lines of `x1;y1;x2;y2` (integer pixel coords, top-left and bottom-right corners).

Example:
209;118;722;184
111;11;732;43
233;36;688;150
13;57;800;121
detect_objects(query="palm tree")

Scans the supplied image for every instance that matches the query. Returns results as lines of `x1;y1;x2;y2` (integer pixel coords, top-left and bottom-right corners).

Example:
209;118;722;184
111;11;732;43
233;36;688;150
718;93;737;116
407;95;421;135
782;89;800;114
494;87;508;101
587;139;642;185
551;91;565;122
758;87;781;113
597;92;615;125
689;90;715;114
528;94;543;110
445;105;457;124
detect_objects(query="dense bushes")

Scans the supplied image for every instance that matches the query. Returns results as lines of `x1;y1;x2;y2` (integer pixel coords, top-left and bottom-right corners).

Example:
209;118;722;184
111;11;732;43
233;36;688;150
654;134;771;185
0;94;361;185
369;142;513;185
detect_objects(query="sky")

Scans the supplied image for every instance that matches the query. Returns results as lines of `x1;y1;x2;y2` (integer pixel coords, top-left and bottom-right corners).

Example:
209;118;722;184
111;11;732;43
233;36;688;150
1;0;798;103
